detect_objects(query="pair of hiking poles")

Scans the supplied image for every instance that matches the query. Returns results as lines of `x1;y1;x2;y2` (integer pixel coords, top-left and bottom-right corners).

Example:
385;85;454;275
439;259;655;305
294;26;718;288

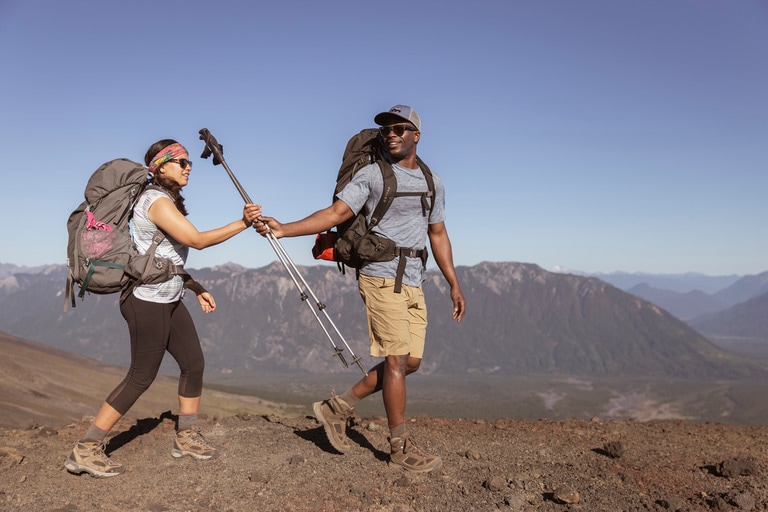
198;128;367;375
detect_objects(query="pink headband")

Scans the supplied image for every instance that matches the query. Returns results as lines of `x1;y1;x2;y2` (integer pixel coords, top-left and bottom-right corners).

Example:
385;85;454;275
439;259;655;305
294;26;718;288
149;143;188;172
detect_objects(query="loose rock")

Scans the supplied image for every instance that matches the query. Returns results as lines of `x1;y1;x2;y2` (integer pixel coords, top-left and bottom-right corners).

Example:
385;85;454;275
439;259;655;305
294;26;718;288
553;488;580;504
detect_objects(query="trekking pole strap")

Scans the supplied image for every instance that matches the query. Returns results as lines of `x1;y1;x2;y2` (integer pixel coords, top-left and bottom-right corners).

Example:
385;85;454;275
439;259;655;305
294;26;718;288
65;275;75;311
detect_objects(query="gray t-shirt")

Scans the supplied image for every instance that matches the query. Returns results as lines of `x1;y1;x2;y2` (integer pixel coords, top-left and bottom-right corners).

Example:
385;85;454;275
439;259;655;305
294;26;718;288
336;162;445;286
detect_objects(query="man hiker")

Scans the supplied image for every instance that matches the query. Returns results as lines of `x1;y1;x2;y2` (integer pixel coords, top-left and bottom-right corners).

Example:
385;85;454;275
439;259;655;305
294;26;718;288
255;104;465;473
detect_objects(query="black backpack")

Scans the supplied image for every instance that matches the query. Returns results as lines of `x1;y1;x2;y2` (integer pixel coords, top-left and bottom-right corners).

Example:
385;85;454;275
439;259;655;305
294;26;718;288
312;129;435;292
65;158;187;309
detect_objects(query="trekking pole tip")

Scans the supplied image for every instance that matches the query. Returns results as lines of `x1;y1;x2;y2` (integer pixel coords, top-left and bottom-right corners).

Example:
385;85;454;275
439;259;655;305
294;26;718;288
352;355;367;376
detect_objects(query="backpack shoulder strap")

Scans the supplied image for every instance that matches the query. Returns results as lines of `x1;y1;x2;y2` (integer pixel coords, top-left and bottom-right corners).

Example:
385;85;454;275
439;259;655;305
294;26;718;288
367;160;397;229
369;156;435;228
416;156;435;215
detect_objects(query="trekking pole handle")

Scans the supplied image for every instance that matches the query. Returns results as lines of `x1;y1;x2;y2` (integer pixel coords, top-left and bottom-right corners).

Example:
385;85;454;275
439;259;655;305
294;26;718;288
198;128;254;204
198;128;224;166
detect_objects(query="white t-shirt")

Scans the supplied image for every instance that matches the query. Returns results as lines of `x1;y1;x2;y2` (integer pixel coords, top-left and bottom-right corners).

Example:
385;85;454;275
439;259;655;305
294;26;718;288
130;188;188;303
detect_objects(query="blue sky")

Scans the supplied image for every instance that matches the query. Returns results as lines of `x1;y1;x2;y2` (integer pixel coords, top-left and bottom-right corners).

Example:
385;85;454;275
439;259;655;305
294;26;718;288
1;0;766;276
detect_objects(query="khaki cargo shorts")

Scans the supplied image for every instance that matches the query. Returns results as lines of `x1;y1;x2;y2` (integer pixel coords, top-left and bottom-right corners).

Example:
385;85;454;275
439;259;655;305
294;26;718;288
357;274;428;358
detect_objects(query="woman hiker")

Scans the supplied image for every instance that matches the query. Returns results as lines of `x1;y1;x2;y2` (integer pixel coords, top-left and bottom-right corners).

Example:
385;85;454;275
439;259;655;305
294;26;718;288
65;139;261;477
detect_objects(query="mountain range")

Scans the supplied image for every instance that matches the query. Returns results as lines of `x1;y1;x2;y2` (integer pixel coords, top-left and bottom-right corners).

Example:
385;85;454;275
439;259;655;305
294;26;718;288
615;270;768;321
1;261;766;380
581;270;743;295
4;261;768;425
690;291;768;347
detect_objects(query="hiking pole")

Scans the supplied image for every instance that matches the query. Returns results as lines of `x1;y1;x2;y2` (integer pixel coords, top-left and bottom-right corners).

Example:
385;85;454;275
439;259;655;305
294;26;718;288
198;128;367;375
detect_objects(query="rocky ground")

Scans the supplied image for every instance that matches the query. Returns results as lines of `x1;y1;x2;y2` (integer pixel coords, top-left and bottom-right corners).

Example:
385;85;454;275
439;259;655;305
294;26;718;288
0;412;767;512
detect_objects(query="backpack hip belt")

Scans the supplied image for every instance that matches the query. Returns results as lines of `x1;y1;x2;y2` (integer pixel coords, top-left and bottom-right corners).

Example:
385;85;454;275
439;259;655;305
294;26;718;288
392;246;428;293
397;247;428;260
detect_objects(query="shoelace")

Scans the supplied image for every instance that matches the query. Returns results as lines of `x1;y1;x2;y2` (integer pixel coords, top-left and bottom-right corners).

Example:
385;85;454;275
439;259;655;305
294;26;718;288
329;395;353;418
186;429;214;449
403;437;431;458
91;442;115;464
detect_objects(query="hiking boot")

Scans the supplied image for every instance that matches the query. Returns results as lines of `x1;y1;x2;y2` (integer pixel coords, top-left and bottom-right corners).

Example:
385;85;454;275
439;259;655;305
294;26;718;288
172;427;218;460
389;434;442;473
64;440;124;478
313;395;355;453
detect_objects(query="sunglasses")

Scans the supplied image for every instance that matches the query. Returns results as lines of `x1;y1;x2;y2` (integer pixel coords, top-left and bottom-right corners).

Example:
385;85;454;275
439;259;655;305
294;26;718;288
169;158;193;170
379;124;418;137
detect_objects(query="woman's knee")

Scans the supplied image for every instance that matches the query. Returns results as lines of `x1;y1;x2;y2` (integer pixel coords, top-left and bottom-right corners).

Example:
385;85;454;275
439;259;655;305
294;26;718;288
128;373;157;396
176;348;205;375
184;359;205;376
178;357;205;397
106;375;155;414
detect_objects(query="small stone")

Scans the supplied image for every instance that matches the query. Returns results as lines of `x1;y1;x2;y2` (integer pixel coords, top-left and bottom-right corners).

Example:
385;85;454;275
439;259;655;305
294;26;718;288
248;472;270;484
504;495;525;508
710;496;729;511
717;457;756;478
465;449;481;460
483;476;507;492
37;427;58;437
729;490;756;511
553;488;580;504
0;447;25;466
393;475;411;487
602;441;624;459
657;496;686;510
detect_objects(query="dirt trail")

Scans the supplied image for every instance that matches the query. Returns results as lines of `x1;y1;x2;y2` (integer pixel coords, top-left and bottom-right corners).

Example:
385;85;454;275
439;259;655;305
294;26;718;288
1;413;767;511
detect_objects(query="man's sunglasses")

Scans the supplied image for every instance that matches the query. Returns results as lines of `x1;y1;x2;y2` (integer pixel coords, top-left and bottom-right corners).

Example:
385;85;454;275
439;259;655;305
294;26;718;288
169;158;193;170
379;124;418;137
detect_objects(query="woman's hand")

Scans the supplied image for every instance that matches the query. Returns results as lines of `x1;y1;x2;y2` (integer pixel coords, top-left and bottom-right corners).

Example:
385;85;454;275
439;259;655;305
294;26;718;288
243;203;262;227
197;291;216;313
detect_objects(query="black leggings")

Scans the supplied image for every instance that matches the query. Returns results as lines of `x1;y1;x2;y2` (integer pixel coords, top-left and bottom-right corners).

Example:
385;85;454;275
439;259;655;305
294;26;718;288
106;293;205;415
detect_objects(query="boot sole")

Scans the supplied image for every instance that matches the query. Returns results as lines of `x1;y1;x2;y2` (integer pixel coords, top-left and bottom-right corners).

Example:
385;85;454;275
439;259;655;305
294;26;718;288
391;456;443;473
64;459;122;478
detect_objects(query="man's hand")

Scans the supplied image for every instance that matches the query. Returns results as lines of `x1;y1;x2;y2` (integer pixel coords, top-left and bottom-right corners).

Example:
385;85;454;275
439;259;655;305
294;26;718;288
451;286;466;323
255;217;283;238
